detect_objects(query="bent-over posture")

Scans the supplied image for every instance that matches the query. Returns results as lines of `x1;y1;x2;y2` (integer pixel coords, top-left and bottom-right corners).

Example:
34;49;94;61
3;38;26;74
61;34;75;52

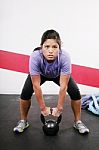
13;29;89;134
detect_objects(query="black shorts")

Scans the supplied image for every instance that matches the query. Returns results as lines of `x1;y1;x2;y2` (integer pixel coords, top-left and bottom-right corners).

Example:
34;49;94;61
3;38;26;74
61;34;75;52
20;74;81;100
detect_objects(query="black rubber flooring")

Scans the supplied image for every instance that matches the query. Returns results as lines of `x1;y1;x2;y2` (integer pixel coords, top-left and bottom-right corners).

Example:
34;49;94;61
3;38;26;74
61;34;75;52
0;94;99;150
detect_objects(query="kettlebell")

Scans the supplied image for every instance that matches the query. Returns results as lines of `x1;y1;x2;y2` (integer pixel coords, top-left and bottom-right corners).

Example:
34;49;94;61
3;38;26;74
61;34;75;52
40;114;62;136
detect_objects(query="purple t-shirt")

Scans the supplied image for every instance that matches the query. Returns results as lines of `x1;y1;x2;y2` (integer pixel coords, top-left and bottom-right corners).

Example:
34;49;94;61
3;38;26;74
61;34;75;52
29;49;71;78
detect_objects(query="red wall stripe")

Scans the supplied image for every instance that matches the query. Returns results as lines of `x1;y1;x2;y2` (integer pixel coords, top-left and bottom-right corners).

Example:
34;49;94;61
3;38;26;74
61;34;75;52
0;50;29;74
0;50;99;88
72;64;99;88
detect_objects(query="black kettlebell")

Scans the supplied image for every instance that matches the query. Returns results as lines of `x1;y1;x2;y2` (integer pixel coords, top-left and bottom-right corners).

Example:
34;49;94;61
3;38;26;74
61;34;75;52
40;114;62;136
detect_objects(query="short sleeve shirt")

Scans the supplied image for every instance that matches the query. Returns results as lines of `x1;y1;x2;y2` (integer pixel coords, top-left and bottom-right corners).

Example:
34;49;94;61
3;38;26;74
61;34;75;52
29;49;71;78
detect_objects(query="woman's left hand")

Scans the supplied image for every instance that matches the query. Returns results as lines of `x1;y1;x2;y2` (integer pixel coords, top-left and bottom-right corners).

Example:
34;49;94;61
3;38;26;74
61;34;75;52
52;107;62;117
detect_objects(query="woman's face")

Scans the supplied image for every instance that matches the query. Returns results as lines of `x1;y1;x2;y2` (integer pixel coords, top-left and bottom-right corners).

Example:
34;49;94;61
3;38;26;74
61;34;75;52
41;39;60;61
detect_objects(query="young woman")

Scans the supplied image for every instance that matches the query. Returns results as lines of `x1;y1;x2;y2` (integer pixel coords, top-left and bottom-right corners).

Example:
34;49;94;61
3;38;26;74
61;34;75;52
13;29;89;134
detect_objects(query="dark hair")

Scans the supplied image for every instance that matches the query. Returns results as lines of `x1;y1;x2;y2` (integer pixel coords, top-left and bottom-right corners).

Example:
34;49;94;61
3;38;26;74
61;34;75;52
33;47;41;51
40;29;61;49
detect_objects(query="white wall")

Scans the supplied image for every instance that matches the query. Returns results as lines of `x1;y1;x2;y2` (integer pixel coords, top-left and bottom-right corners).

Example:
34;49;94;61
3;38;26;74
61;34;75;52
0;0;99;94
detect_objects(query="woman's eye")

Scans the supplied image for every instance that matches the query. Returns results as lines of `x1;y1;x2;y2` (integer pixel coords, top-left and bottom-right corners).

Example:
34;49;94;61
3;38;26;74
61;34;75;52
53;46;58;48
45;46;49;48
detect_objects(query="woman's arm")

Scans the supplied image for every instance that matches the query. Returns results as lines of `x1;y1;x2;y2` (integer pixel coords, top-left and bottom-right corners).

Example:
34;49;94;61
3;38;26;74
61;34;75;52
31;75;51;116
57;74;70;110
52;74;70;117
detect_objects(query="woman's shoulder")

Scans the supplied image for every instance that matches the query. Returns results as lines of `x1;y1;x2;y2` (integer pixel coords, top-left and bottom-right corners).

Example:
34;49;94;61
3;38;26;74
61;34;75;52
30;49;43;60
59;49;70;58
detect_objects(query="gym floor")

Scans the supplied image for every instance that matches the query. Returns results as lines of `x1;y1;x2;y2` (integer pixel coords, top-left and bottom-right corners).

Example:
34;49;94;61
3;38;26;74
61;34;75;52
0;94;99;150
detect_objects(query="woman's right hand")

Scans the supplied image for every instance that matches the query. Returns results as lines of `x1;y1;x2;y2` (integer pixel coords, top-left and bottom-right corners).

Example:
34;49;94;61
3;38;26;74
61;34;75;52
41;107;51;116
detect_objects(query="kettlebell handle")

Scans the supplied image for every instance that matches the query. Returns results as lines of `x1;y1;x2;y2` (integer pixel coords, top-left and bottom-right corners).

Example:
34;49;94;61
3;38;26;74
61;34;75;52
40;113;62;125
57;114;62;124
40;114;46;124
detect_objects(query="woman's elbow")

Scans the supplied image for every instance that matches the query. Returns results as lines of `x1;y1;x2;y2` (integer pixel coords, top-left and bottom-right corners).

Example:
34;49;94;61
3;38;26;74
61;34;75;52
33;84;40;91
60;85;67;92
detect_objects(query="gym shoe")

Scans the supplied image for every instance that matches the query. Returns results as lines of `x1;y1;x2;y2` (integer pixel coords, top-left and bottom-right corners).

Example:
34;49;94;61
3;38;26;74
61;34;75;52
13;120;29;133
73;120;89;134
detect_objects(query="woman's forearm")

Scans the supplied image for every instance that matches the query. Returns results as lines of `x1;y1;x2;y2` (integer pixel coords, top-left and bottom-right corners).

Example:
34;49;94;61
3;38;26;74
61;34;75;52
57;87;67;110
33;85;46;110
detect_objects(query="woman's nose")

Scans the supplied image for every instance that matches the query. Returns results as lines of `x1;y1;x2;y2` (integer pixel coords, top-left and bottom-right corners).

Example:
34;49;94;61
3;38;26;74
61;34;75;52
48;48;53;53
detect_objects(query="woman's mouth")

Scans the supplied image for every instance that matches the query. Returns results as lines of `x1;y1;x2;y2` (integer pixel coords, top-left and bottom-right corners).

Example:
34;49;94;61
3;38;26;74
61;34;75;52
48;55;53;57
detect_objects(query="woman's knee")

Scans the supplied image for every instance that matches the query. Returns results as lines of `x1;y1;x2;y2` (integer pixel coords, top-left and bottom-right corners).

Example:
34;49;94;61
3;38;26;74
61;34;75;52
67;76;81;100
69;88;81;100
20;74;34;100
